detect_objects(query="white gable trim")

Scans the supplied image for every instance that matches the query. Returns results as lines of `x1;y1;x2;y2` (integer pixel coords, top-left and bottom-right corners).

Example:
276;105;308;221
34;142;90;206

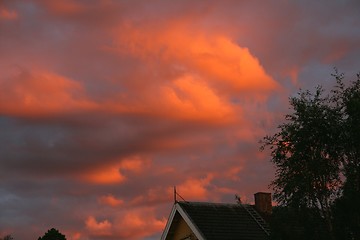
160;204;177;240
160;203;206;240
176;203;206;240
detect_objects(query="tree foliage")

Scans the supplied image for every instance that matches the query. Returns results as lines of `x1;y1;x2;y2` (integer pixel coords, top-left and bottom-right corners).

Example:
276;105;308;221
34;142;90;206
262;70;360;239
269;206;330;240
1;235;13;240
332;72;360;239
38;228;66;240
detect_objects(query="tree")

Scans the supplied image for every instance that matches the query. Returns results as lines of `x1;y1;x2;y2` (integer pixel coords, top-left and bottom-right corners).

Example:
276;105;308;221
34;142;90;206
269;206;329;240
261;86;342;236
261;70;360;239
331;72;360;239
1;235;13;240
38;228;66;240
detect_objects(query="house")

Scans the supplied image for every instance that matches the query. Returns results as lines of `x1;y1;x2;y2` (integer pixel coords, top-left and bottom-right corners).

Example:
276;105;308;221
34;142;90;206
161;192;271;240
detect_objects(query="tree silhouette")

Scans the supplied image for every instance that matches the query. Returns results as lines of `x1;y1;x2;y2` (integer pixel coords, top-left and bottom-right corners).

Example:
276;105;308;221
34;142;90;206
262;86;342;237
1;235;13;240
262;70;360;239
331;72;360;239
38;228;66;240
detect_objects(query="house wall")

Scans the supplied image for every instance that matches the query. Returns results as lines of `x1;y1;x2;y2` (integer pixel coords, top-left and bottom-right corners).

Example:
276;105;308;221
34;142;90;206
170;217;197;240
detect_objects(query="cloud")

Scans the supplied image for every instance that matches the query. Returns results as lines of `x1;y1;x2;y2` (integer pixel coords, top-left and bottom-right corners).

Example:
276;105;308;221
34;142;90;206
0;6;18;20
130;186;172;207
42;0;86;15
85;216;112;237
81;165;126;185
79;156;150;185
84;208;166;240
98;195;124;207
159;74;235;122
96;17;281;127
1;1;360;240
176;174;214;201
0;69;97;117
112;208;166;240
113;19;279;94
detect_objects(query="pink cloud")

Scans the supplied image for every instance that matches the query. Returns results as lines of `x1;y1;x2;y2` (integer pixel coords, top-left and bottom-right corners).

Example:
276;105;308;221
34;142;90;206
85;216;112;237
176;174;214;201
99;194;124;207
130;187;173;207
84;208;166;240
0;69;97;117
159;74;235;123
79;164;126;185
0;7;17;20
94;18;281;128
113;19;279;94
119;156;151;174
78;156;151;185
112;208;166;240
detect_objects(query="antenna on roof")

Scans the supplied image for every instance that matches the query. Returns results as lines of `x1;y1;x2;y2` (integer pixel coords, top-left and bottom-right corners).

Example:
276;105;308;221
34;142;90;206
173;186;187;203
235;194;242;204
174;186;177;203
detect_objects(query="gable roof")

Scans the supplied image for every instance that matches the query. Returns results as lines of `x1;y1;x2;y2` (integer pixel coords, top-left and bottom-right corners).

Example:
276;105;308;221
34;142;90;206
161;201;270;240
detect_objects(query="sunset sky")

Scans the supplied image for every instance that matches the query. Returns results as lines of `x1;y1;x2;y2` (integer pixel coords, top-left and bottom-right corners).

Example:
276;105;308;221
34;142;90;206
1;1;360;240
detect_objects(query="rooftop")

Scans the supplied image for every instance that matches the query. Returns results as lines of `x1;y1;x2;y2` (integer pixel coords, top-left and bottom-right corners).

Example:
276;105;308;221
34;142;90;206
165;201;269;240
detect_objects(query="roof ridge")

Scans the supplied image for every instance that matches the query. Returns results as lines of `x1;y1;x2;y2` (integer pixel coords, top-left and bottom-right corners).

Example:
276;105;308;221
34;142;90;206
177;201;244;205
173;200;269;240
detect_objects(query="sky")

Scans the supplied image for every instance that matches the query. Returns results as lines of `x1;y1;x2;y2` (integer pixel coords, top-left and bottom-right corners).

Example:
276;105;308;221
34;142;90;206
1;0;360;239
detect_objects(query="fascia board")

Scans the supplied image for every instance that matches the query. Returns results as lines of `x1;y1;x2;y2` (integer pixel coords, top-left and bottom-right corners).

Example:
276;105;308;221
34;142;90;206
160;204;177;240
176;204;206;240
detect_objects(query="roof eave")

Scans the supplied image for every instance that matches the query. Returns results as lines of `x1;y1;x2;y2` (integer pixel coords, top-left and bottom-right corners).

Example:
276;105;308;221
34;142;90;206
176;203;206;240
160;204;177;240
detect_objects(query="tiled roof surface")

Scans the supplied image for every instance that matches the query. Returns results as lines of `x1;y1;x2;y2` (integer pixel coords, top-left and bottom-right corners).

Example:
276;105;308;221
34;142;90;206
178;201;269;240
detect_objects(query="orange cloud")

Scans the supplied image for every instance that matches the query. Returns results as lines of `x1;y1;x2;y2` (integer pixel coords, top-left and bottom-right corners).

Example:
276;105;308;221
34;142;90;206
85;208;166;240
160;74;235;122
176;174;214;200
119;156;148;173
79;156;150;185
189;36;278;93
223;166;243;181
130;186;173;207
98;194;124;207
114;20;279;94
101;19;281;126
70;232;82;240
0;70;97;117
112;208;166;240
0;7;18;20
81;165;126;185
100;74;237;124
85;216;112;237
62;231;82;240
